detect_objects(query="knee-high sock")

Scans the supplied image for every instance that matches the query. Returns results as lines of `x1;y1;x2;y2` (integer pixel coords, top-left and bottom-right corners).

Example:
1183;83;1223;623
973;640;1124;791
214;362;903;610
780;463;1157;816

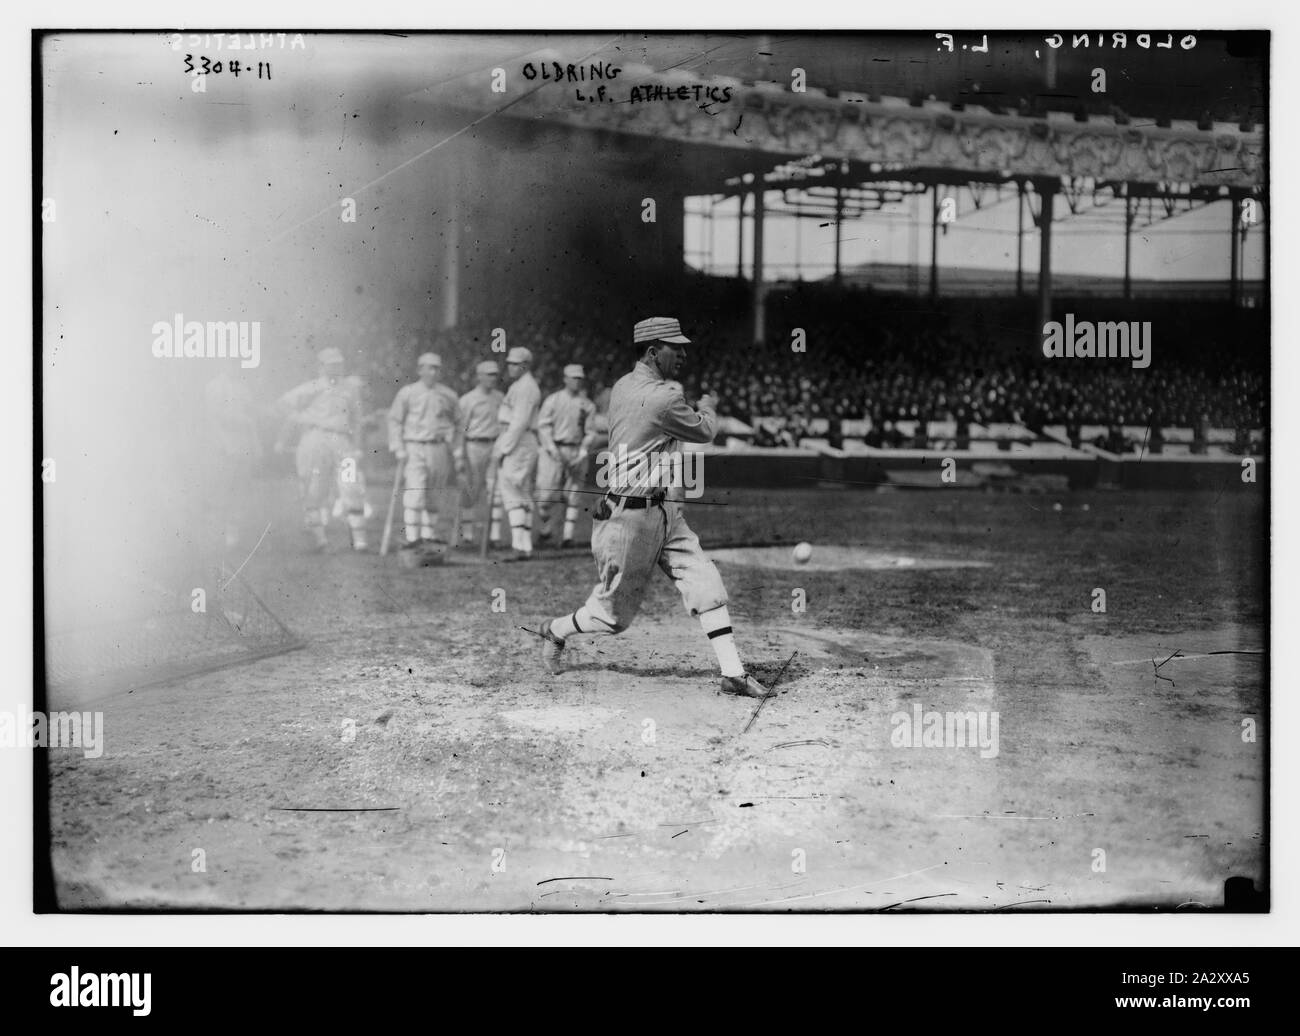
490;491;503;543
346;511;368;550
550;606;616;641
562;505;579;543
420;508;436;541
403;507;420;544
305;507;328;546
699;605;744;678
508;507;532;553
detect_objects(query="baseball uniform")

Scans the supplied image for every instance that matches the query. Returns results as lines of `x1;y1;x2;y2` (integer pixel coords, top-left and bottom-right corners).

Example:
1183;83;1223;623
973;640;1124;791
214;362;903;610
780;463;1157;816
537;317;769;697
388;380;462;543
459;381;504;543
578;359;726;630
536;386;597;544
279;372;369;549
495;369;541;554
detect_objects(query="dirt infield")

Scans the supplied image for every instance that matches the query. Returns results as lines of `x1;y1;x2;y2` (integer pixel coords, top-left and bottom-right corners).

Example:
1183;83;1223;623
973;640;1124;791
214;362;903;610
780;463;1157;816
45;480;1266;911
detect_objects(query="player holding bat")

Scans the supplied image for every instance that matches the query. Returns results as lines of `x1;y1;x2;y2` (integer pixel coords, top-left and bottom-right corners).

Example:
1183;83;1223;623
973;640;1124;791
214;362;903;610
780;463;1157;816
535;317;773;698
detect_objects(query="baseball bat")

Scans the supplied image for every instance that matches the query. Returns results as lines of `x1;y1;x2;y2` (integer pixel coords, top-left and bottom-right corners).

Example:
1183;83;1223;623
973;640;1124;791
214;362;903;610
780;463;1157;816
480;459;500;559
447;476;462;551
379;462;403;556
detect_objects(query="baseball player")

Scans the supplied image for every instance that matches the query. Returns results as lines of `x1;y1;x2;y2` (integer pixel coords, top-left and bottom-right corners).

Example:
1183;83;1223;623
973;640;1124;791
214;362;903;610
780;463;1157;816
493;346;542;561
387;352;464;549
458;360;505;548
537;317;773;698
536;364;597;548
277;347;369;552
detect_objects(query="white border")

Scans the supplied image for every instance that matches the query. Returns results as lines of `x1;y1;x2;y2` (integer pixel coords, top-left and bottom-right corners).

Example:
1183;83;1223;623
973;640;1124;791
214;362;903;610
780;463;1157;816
2;0;1292;949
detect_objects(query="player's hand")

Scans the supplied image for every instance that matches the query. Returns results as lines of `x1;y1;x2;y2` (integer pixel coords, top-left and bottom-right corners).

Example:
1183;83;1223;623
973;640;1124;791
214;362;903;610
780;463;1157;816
392;445;406;460
697;393;718;412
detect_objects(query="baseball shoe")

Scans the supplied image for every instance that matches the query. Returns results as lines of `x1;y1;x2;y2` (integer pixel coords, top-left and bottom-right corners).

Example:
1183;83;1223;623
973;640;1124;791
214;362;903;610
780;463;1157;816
719;673;776;699
535;531;553;546
539;620;565;675
560;539;574;549
502;550;534;563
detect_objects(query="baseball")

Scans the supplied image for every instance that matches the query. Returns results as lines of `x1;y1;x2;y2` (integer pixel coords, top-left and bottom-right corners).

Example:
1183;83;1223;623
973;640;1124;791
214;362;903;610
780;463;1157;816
793;542;813;564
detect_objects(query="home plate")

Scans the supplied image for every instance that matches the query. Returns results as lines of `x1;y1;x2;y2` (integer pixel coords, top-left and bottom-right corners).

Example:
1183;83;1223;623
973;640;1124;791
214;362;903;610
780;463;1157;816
710;545;992;572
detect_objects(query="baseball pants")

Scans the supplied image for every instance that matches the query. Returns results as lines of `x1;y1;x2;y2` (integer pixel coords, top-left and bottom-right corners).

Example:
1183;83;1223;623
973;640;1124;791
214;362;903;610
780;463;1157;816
536;444;588;541
402;440;455;542
461;440;501;542
296;427;368;545
498;432;539;551
582;499;728;632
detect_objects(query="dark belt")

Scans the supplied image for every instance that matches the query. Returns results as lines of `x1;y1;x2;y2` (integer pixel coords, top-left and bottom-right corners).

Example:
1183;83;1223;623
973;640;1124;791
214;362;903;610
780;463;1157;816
467;437;496;443
607;492;665;510
554;441;583;447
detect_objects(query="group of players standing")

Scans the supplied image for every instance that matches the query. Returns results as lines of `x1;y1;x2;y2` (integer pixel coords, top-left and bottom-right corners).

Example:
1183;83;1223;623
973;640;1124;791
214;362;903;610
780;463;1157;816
276;344;598;559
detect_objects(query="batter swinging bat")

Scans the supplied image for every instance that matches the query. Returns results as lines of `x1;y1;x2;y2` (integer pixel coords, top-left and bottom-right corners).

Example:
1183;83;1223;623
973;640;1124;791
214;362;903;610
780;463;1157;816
379;464;403;556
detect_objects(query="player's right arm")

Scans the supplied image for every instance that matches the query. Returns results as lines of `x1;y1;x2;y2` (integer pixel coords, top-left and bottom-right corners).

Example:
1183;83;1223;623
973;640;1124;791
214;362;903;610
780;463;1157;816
537;393;559;457
387;385;408;458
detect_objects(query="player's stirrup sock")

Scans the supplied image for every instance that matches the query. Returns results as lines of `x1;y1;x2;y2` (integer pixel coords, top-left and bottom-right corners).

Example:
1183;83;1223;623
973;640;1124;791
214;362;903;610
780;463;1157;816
403;507;421;544
562;505;579;543
549;607;616;642
508;507;532;552
420;508;436;541
699;605;745;678
489;500;503;543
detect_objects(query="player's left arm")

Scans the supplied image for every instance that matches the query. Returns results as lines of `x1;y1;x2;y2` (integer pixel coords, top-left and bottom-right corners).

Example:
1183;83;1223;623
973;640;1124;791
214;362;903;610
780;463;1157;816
657;384;717;445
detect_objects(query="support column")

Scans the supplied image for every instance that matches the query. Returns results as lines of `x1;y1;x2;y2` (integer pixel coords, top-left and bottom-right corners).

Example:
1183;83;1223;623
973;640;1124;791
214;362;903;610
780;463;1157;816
833;187;843;284
1015;181;1025;297
752;187;766;345
930;183;940;301
1229;196;1241;307
441;160;460;330
737;192;746;279
1036;179;1056;333
1123;192;1134;302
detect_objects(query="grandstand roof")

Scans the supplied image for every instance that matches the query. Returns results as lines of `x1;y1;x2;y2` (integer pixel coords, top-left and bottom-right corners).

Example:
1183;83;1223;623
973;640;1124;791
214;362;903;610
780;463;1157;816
428;34;1265;195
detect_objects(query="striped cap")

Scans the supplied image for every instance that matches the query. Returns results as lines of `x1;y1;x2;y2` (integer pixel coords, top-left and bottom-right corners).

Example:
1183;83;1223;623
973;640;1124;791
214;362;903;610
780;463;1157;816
505;346;533;365
317;347;345;365
417;352;442;368
475;360;500;376
563;364;586;379
633;316;690;345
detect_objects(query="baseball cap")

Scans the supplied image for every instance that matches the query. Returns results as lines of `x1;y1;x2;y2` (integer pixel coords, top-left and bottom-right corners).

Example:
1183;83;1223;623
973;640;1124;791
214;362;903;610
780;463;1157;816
418;352;442;368
318;347;345;365
633;317;690;346
476;360;500;376
563;364;586;379
505;347;533;365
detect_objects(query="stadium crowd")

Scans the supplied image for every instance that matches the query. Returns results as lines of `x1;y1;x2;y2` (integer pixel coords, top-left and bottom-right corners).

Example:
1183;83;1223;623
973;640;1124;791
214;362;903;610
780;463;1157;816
313;277;1265;454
